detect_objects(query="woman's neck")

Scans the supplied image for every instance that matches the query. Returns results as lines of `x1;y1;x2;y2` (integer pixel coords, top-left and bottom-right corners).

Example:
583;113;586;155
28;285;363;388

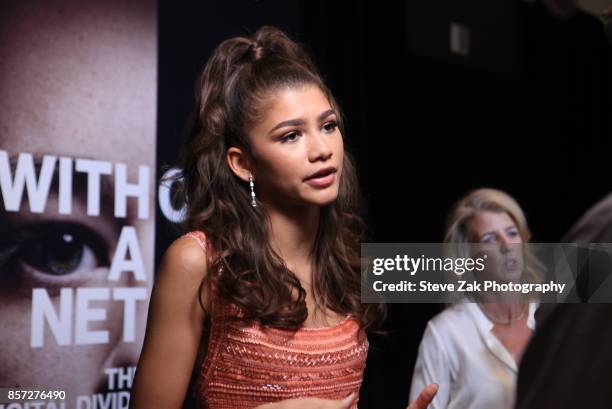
477;285;523;305
479;302;528;325
476;286;527;324
266;204;320;279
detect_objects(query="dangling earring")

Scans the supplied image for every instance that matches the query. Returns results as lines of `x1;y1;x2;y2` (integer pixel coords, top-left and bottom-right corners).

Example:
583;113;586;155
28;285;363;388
249;173;257;207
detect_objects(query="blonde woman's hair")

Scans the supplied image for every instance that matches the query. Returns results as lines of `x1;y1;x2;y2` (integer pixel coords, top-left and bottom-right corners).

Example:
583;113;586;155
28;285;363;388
445;188;530;243
444;188;544;290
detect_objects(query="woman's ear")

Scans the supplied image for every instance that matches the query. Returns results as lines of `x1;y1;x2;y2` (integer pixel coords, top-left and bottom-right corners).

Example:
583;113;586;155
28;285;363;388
226;146;253;182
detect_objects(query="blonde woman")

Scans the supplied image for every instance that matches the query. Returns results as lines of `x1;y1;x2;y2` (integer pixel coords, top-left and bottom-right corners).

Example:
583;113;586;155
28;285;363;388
410;188;541;409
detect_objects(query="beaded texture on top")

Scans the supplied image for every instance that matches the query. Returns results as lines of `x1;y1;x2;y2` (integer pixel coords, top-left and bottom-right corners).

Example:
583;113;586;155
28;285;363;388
185;231;368;409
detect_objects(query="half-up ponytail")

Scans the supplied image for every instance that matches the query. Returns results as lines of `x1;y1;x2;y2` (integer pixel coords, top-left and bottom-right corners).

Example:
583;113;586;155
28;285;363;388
178;26;386;330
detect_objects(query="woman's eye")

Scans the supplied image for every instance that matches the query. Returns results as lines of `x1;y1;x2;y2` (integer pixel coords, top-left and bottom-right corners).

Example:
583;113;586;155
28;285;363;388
507;229;519;237
280;132;300;143
481;235;495;244
12;223;110;277
322;121;338;133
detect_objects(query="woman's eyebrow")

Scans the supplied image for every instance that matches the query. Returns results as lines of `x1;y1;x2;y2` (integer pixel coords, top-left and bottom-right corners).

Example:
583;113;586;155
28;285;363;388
268;118;305;135
318;109;335;121
267;109;337;135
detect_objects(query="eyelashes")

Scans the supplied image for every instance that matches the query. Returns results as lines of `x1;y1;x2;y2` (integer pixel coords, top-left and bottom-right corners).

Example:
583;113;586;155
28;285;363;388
280;132;299;143
322;120;338;133
480;229;520;244
0;221;110;288
279;120;339;144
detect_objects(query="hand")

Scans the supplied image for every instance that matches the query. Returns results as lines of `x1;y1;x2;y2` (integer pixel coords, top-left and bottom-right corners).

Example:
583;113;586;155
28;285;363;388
406;384;438;409
256;392;356;409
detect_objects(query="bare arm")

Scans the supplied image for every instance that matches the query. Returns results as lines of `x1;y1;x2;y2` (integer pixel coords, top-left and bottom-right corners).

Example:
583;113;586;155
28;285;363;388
130;236;209;409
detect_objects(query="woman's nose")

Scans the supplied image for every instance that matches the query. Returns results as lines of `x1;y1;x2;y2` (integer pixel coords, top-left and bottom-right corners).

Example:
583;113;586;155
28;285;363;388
499;233;519;253
308;133;333;162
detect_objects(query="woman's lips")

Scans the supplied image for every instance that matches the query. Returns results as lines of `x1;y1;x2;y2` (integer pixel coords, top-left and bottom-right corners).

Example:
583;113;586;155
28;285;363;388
305;172;335;188
504;258;520;271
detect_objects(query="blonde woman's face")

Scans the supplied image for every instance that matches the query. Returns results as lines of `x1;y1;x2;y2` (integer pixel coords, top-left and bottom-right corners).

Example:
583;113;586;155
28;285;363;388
248;85;344;208
469;211;524;283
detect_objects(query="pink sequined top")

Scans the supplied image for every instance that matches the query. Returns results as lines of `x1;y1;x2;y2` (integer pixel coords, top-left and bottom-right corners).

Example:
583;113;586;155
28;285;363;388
185;231;368;409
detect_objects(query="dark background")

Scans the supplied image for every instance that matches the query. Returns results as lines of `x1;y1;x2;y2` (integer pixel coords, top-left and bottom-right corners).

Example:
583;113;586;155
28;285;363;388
156;1;612;407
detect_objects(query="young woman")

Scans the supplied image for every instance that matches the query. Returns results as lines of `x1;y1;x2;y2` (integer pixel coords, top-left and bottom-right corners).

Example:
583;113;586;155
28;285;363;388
130;26;436;409
410;188;541;409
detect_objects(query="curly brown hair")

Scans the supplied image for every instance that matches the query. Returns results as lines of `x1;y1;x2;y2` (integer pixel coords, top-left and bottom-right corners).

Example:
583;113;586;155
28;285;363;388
178;26;385;330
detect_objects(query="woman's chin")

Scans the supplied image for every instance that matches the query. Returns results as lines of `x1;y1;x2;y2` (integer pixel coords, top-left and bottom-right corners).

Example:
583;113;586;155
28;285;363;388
496;270;523;283
299;187;339;207
308;193;339;207
263;191;338;209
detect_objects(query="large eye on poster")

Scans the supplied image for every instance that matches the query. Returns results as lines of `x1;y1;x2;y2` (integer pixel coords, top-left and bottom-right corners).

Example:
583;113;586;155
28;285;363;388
0;1;156;408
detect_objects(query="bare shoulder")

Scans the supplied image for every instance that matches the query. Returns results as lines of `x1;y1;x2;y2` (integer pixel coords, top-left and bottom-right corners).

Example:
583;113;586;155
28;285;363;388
159;234;209;280
145;234;211;329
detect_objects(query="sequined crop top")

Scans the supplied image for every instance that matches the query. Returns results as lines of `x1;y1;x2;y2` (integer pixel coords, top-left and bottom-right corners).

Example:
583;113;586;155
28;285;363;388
185;231;368;409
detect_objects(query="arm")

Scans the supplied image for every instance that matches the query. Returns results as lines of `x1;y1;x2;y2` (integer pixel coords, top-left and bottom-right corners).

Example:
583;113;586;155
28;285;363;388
130;236;209;409
409;322;451;409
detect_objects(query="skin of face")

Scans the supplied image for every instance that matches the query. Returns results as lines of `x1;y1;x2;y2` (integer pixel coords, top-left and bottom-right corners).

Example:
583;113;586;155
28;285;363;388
0;0;156;400
469;211;525;283
245;85;344;209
